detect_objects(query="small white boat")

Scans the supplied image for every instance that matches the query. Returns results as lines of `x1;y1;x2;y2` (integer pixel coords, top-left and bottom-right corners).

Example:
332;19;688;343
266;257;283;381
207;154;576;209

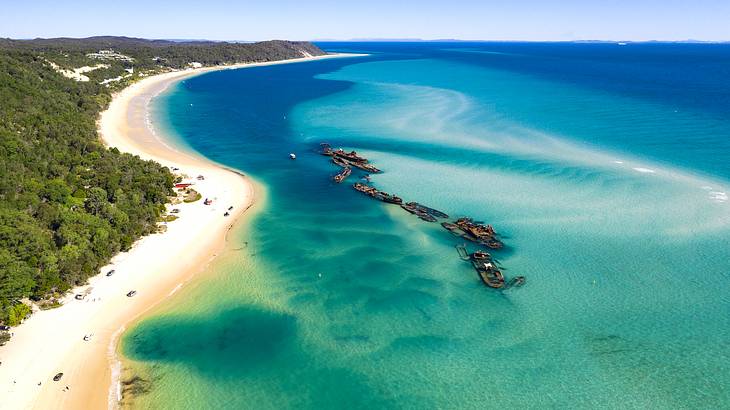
289;153;297;160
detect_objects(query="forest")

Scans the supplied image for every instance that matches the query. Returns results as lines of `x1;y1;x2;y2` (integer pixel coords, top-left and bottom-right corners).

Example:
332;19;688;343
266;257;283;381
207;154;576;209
0;38;324;331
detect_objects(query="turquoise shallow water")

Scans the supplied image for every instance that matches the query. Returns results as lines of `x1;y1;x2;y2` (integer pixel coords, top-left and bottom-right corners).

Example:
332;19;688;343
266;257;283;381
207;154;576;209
123;43;730;408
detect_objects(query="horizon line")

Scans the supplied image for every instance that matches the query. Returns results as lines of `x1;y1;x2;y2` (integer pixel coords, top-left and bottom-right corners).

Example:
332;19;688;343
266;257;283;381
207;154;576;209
3;35;730;44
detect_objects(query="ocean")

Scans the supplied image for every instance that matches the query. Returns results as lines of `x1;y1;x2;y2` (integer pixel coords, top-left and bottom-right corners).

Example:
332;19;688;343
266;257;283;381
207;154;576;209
121;42;730;408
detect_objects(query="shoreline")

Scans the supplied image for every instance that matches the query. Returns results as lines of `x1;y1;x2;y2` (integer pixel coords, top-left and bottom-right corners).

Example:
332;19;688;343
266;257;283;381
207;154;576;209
0;52;366;410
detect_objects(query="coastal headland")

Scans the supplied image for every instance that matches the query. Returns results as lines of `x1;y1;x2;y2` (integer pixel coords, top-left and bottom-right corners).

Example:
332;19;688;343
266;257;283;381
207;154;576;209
0;53;365;410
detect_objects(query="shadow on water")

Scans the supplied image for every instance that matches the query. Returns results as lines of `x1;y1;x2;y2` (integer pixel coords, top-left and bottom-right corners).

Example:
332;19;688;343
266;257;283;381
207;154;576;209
123;306;297;376
123;305;407;408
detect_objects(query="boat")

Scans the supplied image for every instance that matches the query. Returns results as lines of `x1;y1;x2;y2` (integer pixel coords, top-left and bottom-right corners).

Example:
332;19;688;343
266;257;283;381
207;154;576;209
508;276;526;288
419;206;449;219
289;153;297;160
105;269;115;277
441;222;466;237
417;213;437;222
376;191;403;205
402;202;449;220
332;156;349;168
352;183;402;204
333;149;368;163
332;156;381;173
126;290;137;297
426;208;448;219
321;144;366;163
455;218;496;238
333;166;352;183
471;250;492;261
320;143;334;156
400;202;437;222
321;143;382;173
455;244;471;260
442;218;504;248
353;182;378;196
53;373;64;382
470;253;505;289
350;162;381;173
401;202;420;213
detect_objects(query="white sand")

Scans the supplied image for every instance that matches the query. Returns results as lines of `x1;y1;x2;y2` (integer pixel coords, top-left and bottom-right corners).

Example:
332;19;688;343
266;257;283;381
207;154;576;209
47;61;110;82
0;52;366;409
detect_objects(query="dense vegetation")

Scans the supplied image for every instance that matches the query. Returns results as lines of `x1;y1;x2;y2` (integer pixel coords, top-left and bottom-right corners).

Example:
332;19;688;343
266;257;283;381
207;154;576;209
0;37;324;91
0;37;324;68
0;37;324;328
0;51;174;325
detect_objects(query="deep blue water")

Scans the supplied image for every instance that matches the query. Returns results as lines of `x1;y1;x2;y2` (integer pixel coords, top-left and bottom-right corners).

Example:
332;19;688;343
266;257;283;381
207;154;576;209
123;43;730;408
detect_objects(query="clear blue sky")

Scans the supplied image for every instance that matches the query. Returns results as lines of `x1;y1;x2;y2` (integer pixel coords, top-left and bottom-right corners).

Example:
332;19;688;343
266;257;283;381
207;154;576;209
3;0;729;41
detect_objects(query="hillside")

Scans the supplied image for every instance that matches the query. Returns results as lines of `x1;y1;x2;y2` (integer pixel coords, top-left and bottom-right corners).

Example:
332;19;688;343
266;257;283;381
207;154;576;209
0;38;325;339
0;37;325;90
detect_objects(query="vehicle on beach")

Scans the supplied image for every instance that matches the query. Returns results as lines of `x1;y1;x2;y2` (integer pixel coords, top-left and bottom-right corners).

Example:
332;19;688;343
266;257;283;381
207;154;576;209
106;269;115;277
126;290;137;297
75;288;93;300
53;373;63;381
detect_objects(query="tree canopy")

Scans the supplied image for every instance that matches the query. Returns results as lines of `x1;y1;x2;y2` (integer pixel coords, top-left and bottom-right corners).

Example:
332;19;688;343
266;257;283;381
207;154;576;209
0;37;324;326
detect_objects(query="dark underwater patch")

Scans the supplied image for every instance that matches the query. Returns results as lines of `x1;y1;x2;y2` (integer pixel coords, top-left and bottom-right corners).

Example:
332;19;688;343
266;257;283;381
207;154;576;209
123;306;297;376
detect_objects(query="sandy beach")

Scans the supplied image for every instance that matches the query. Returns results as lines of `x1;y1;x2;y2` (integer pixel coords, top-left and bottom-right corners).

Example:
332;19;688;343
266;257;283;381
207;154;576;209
0;53;364;409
